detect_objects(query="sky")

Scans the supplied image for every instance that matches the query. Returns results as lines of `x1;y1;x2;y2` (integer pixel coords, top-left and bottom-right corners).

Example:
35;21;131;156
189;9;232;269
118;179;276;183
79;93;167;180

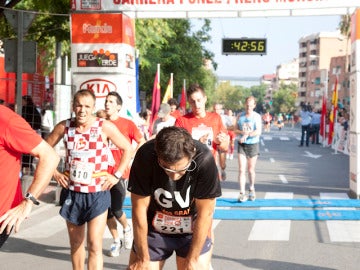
192;15;341;78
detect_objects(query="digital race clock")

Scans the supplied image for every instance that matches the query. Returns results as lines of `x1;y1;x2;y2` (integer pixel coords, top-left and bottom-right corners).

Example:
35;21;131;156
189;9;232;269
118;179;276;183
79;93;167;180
222;38;267;55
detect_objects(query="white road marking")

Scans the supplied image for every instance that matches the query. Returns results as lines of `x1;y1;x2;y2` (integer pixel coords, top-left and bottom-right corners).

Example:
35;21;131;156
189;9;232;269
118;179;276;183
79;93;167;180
248;192;293;241
303;151;322;159
279;174;288;184
321;193;360;242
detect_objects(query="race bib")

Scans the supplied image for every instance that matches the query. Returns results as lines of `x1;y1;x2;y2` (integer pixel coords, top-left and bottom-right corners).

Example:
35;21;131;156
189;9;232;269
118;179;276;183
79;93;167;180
70;160;95;185
191;126;214;150
152;212;193;234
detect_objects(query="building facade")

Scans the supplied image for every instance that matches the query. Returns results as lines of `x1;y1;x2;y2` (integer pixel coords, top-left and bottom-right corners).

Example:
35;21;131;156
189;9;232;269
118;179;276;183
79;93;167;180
298;31;350;109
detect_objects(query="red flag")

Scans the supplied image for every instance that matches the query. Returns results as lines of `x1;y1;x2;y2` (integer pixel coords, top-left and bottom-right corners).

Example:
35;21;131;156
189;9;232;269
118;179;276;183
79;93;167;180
320;94;326;141
328;77;338;145
150;69;161;131
179;84;186;112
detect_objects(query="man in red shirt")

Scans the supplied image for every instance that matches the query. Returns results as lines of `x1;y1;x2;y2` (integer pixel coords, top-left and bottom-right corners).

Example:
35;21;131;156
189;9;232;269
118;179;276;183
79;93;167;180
0;105;59;248
175;83;229;180
104;92;146;256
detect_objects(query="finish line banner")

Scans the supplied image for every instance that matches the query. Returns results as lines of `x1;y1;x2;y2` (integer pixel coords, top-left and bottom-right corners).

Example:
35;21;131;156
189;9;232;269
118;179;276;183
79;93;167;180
71;0;359;18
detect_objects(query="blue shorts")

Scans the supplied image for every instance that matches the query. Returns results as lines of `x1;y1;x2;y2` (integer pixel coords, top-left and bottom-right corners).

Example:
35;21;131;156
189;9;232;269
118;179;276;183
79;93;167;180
59;189;110;226
133;229;213;261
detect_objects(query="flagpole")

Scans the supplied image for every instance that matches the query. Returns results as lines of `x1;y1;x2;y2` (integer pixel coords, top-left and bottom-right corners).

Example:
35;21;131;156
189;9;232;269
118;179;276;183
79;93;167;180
323;108;326;147
135;49;140;113
170;73;173;99
157;63;160;84
150;63;161;135
322;70;328;148
333;74;339;155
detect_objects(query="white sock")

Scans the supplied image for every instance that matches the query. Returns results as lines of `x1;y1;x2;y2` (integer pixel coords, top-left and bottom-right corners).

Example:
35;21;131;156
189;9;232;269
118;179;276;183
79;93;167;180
114;238;121;243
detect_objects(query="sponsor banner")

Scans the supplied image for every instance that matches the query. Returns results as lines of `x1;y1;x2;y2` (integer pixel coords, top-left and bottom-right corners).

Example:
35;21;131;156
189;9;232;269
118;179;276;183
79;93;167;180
351;10;360;73
350;71;359;133
71;43;135;74
70;0;359;13
72;73;137;118
349;131;358;194
331;123;349;155
351;9;360;43
71;13;135;46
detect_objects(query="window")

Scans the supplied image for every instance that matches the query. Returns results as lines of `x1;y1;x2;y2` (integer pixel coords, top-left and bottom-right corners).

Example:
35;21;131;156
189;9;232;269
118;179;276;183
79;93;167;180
332;66;341;75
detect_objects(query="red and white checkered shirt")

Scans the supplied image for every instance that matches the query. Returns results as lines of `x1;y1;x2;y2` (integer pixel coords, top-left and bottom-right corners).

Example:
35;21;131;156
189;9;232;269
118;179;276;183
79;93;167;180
63;118;109;193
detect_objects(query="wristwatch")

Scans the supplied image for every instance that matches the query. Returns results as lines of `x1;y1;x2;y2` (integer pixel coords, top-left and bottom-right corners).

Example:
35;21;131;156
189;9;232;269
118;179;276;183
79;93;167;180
114;171;122;180
24;192;40;205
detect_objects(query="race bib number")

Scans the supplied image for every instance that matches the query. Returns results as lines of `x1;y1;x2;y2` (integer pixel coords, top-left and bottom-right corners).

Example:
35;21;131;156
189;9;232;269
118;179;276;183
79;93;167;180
241;122;253;132
191;126;214;150
152;212;193;234
70;160;94;185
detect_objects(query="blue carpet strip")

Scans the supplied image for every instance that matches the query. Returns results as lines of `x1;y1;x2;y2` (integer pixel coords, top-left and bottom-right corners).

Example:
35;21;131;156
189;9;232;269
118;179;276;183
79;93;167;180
213;209;360;220
215;198;360;208
122;208;360;220
124;197;360;208
122;198;360;220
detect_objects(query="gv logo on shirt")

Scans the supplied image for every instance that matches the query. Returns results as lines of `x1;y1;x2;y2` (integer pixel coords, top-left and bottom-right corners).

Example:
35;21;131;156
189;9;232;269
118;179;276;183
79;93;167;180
154;186;191;208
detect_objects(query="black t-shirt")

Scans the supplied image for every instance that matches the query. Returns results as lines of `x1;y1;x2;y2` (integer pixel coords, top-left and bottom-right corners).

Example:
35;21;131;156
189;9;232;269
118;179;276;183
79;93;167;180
128;140;222;231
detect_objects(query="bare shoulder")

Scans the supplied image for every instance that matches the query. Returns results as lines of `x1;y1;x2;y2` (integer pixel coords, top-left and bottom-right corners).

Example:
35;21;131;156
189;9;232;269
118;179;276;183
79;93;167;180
53;119;67;133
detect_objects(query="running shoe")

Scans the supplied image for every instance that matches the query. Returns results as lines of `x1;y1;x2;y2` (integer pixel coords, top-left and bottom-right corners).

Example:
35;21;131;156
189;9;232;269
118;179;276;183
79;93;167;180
238;193;248;202
248;190;256;201
108;241;122;257
123;226;133;250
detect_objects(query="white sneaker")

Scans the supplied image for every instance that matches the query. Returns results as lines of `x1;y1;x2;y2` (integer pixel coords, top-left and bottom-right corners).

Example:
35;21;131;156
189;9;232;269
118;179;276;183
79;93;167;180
229;154;234;160
123;226;133;250
108;241;122;257
238;193;248;203
248;190;256;201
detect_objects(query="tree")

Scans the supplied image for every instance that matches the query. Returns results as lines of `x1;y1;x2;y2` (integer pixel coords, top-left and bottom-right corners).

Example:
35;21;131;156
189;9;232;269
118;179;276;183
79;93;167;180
136;19;217;104
339;14;351;72
271;83;297;115
0;0;70;74
213;81;241;111
0;3;217;102
248;84;267;113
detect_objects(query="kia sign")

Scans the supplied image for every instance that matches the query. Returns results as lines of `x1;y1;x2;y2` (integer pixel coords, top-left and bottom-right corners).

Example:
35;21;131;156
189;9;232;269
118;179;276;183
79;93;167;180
79;78;117;98
72;74;137;118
